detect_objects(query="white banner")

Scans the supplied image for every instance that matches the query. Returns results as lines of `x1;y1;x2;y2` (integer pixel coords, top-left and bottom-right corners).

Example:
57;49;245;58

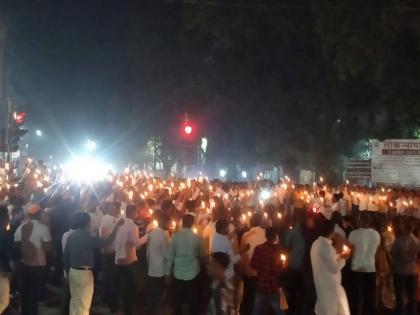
371;139;420;187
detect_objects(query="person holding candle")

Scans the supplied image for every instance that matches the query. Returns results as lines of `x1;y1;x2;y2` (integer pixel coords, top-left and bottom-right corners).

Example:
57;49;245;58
113;204;148;315
165;213;206;315
147;212;170;315
348;211;380;315
240;213;266;315
310;218;350;315
250;227;284;315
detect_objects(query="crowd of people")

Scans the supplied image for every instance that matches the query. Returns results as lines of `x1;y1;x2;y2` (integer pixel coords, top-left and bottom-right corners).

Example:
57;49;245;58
0;159;420;315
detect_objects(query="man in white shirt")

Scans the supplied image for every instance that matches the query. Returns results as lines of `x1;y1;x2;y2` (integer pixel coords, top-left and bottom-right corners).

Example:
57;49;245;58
113;204;148;315
348;211;380;315
367;192;380;212
99;202;119;312
358;189;369;212
14;204;52;315
239;213;266;315
211;219;240;280
311;219;350;315
147;212;170;315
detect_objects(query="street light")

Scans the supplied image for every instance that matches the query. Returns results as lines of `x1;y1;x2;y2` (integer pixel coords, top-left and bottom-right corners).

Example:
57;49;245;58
241;171;247;179
219;169;227;178
85;139;97;152
35;129;42;137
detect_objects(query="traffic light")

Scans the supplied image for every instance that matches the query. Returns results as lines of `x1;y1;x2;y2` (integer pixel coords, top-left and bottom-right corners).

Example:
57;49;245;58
184;123;193;136
8;111;28;152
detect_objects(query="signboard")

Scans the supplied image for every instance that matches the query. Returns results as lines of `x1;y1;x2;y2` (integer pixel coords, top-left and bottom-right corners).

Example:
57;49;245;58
299;169;315;185
371;139;420;187
345;160;371;179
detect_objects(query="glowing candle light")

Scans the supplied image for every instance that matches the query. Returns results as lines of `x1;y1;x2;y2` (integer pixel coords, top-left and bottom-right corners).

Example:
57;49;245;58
342;245;351;254
280;254;287;263
277;213;282;219
387;225;393;233
192;227;198;234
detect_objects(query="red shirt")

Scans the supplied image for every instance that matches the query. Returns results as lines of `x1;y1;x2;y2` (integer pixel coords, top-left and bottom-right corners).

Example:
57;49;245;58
251;242;281;294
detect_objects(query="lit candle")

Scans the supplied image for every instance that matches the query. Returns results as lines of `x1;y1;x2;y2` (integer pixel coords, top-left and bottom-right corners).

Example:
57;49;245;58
387;225;393;233
280;254;287;263
342;245;351;254
192;227;198;234
277;213;282;219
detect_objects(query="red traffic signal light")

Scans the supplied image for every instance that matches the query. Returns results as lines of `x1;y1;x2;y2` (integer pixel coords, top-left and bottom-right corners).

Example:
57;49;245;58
184;124;193;135
13;112;26;124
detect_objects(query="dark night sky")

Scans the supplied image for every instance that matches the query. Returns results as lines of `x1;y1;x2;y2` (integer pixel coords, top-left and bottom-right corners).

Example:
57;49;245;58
7;1;145;162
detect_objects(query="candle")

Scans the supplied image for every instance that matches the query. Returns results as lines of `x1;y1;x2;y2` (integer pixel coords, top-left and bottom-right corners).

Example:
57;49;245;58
192;227;198;234
387;225;393;233
277;213;282;219
342;245;351;254
280;254;287;263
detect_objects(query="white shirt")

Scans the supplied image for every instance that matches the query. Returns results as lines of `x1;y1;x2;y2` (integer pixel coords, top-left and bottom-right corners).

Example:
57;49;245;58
348;228;380;272
114;218;148;265
331;202;340;213
396;198;408;214
358;194;369;211
339;199;348;217
89;209;103;236
99;214;117;254
310;236;350;315
367;194;380;212
14;219;52;266
203;221;235;252
212;233;240;279
240;227;266;259
147;227;170;277
62;229;75;253
334;225;346;239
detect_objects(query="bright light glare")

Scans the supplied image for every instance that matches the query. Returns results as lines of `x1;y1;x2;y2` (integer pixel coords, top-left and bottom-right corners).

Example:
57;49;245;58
35;129;43;137
184;125;192;135
63;156;112;183
241;171;247;179
260;190;271;201
219;169;227;177
85;139;97;151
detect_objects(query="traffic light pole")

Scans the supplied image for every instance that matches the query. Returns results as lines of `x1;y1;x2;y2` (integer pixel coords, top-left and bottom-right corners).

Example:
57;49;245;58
6;97;11;163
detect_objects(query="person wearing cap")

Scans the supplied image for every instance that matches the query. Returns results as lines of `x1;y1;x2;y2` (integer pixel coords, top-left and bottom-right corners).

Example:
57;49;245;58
63;212;123;315
14;203;52;315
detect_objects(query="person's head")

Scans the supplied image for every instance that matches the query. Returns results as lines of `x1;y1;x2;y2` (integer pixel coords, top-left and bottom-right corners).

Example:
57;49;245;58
265;227;278;244
215;219;229;235
126;204;139;220
338;192;344;200
69;213;81;230
332;194;339;203
28;203;42;220
73;212;91;230
104;202;119;217
319;218;335;239
319;191;326;198
185;200;196;213
359;211;372;228
158;212;170;230
250;213;262;228
0;206;9;229
209;252;230;280
182;214;195;229
161;200;173;213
